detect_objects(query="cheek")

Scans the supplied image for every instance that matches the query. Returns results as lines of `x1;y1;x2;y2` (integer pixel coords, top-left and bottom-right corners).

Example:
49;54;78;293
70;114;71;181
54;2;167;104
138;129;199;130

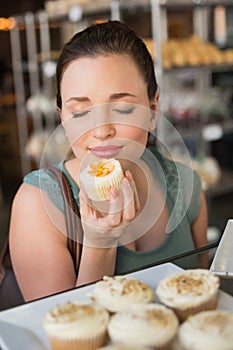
69;134;88;160
62;119;89;159
118;126;148;160
121;125;148;143
63;118;92;147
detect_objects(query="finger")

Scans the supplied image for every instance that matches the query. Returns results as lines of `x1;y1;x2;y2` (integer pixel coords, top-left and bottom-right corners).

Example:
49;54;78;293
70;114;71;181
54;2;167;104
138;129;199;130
125;170;140;211
106;187;122;227
79;190;96;219
121;177;136;222
79;186;90;206
81;187;122;229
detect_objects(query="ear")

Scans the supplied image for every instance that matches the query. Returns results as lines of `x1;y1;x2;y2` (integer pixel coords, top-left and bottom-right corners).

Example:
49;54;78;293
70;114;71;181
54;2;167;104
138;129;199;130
149;92;159;131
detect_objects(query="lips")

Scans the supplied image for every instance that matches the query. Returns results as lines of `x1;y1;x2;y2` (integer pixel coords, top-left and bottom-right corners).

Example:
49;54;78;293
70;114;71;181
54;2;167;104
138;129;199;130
90;145;123;158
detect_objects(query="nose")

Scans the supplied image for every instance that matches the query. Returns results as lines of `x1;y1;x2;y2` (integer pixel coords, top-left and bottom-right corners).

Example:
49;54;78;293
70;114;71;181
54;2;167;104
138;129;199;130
92;123;116;141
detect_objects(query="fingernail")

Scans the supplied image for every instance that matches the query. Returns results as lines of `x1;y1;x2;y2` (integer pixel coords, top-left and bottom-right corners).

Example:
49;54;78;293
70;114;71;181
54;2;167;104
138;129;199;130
125;170;133;181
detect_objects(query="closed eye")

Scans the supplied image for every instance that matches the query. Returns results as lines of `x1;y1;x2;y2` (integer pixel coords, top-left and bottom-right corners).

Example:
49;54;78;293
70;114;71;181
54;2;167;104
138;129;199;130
113;107;135;115
72;110;90;118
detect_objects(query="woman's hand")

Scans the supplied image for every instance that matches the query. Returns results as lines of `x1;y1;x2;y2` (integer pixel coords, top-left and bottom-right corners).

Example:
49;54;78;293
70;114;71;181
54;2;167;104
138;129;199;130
79;170;140;248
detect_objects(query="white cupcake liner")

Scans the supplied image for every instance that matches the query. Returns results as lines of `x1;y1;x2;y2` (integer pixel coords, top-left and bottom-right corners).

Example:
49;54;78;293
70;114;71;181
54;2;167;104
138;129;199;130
170;293;218;322
48;331;108;350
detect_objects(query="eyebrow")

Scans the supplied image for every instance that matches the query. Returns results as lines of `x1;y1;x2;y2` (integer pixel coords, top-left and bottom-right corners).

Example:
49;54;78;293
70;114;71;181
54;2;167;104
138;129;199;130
65;92;137;104
109;92;137;100
65;96;89;104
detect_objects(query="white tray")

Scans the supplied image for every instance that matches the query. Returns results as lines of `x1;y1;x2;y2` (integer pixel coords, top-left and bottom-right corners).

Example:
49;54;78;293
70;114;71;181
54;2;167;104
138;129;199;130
0;262;232;350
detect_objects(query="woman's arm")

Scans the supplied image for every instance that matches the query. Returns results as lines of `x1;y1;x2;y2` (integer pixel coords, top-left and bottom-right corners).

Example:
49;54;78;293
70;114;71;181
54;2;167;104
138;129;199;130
9;183;117;301
75;171;139;286
9;183;76;301
191;190;209;268
191;190;208;249
76;246;117;286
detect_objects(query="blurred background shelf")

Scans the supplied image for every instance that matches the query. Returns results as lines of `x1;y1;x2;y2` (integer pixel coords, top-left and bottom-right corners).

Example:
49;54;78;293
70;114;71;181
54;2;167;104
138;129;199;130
206;170;233;197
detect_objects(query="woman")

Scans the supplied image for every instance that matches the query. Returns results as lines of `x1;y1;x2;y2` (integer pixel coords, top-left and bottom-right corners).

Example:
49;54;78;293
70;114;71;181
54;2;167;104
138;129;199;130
9;21;208;301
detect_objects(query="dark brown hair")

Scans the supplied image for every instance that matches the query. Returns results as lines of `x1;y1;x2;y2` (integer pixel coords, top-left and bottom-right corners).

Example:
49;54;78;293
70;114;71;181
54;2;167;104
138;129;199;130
56;20;158;109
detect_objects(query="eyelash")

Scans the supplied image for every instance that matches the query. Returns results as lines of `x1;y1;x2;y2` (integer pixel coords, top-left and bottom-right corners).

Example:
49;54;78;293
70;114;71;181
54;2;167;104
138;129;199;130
72;110;90;118
113;107;135;115
72;107;135;118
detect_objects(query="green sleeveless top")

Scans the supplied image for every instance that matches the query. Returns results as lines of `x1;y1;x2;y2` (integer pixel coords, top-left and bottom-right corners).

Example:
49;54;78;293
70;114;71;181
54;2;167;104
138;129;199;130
24;147;202;272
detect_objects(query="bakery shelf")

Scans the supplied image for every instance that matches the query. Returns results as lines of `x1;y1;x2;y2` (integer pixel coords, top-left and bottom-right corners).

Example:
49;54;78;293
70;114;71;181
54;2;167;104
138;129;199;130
162;119;233;145
205;170;233;197
164;63;233;75
183;120;233;138
43;4;111;22
120;0;233;9
159;0;233;8
10;0;233;177
41;0;233;24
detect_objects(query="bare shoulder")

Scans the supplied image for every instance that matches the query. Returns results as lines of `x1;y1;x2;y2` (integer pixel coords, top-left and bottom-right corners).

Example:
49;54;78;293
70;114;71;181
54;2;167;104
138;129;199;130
11;182;55;227
12;182;44;210
10;182;66;244
9;183;76;300
12;182;61;218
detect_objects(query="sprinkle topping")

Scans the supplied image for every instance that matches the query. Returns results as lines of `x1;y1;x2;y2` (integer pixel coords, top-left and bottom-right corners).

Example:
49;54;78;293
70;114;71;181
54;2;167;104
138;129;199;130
88;160;115;177
48;302;106;323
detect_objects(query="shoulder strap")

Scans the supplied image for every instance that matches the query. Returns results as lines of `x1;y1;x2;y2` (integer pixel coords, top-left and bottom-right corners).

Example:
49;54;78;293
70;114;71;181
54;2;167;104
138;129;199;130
46;166;83;274
0;239;9;284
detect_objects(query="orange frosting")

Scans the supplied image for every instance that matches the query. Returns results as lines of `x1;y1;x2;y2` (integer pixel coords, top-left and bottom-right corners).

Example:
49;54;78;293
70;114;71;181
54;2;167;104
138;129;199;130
88;160;115;177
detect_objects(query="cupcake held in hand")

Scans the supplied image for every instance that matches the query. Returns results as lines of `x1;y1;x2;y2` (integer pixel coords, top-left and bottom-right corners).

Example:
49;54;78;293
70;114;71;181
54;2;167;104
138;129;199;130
80;158;124;201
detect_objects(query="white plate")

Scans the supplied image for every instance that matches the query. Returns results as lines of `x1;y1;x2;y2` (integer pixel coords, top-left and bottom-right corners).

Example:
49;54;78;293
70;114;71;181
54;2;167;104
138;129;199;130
0;320;46;350
0;262;232;350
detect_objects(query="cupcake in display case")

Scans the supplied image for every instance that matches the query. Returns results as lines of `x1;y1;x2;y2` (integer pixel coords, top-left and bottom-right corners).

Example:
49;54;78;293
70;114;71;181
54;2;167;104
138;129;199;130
176;310;233;350
107;303;179;349
43;301;109;350
88;275;155;313
156;269;220;321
